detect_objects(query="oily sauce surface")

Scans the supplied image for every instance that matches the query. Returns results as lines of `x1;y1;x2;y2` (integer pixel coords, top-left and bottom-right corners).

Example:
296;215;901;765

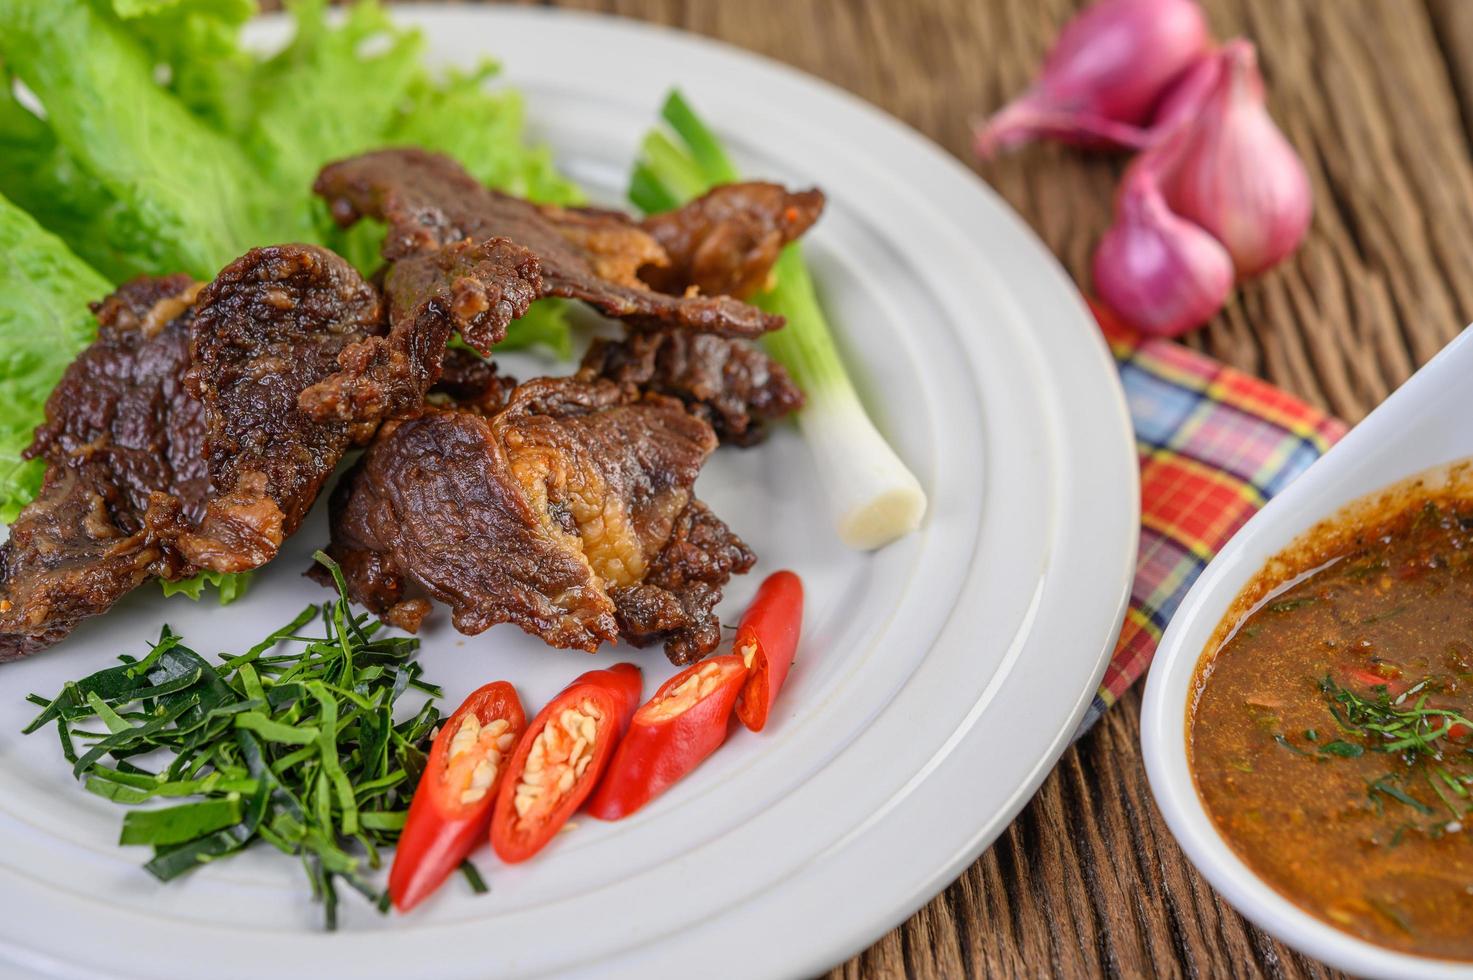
1190;488;1473;960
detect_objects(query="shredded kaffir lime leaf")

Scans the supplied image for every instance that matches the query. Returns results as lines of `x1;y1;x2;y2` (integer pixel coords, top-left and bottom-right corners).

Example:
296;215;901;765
23;552;442;930
1321;675;1473;761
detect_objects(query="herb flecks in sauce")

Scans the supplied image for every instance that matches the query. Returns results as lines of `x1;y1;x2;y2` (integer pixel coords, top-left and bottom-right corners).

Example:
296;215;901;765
1192;493;1473;960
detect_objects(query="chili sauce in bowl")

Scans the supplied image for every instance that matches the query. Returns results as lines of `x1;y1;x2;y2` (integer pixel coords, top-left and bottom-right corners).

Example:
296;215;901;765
1189;478;1473;960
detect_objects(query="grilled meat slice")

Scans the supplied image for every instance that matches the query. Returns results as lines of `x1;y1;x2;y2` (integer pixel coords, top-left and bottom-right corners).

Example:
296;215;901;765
579;330;803;446
317;407;618;644
298;237;540;427
609;498;756;664
179;245;383;572
321;377;753;661
639;182;825;299
0;276;207;660
1;247;389;659
429;347;518;413
313;148;782;338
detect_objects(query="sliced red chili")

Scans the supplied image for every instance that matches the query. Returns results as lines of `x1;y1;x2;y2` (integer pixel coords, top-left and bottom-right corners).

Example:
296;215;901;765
490;663;641;863
389;681;525;911
1345;666;1408;698
1340;667;1473;739
587;654;749;820
734;570;804;732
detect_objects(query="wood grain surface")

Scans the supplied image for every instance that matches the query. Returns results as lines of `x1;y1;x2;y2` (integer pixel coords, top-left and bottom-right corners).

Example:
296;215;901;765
341;1;1473;975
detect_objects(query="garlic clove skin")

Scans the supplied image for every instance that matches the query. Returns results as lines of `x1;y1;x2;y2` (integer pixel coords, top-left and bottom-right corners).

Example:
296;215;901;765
974;0;1210;157
1092;169;1235;338
1157;40;1313;276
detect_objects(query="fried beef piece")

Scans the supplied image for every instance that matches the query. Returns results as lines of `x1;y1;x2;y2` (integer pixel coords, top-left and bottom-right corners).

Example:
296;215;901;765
0;276;207;660
639;182;825;299
178;245;384;572
298;237;540;427
579;330;804;446
321;378;753;661
1;248;393;659
429;347;518;413
319;407;619;644
313;148;782;338
609;499;756;664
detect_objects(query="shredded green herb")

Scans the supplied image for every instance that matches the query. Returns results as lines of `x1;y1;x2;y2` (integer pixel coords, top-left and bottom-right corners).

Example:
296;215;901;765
459;859;490;895
23;552;441;929
1321;675;1473;760
1368;774;1434;816
1267;596;1317;613
1273;733;1311;757
1308;674;1473;831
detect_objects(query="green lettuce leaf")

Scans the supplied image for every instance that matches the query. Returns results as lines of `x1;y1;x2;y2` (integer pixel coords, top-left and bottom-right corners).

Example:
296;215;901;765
0;0;302;278
160;571;253;604
0;193;110;521
498;301;576;360
0;83;152;283
240;0;423;195
112;0;259;136
386;61;583;206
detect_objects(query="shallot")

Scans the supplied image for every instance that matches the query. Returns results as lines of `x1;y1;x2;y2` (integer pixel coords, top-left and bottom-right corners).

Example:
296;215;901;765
1154;40;1312;276
974;0;1210;156
1144;49;1222;140
1092;167;1235;338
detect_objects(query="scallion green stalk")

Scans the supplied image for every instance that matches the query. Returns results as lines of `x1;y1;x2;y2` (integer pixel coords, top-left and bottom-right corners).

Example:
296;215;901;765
753;247;927;548
635;91;926;549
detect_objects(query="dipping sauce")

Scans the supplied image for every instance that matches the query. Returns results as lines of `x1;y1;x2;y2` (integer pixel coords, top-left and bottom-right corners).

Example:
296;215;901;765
1190;477;1473;960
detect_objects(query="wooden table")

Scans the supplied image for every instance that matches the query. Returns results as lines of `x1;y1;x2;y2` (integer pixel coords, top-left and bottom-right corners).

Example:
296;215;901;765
396;1;1473;974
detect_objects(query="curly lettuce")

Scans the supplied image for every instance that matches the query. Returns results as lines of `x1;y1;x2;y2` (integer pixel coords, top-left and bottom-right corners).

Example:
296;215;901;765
160;569;252;604
0;194;110;522
0;0;296;279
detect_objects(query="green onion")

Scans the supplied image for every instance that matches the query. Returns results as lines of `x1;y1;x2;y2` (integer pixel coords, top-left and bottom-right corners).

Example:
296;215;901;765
23;552;441;929
630;90;926;550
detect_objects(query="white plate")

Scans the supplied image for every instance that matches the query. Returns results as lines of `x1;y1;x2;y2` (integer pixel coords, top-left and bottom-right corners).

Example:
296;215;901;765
1143;325;1473;979
0;8;1137;978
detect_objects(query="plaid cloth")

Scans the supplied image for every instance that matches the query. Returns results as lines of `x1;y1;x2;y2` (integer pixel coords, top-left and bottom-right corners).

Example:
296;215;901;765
1073;303;1346;736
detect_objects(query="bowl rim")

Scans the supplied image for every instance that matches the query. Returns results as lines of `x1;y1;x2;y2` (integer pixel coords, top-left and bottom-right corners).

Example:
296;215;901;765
1141;326;1473;980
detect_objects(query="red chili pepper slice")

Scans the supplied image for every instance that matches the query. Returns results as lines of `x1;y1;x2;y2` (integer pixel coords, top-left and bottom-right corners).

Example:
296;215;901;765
389;681;525;911
734;571;804;732
490;663;641;863
1442;719;1472;741
586;654;749;820
1345;666;1408;698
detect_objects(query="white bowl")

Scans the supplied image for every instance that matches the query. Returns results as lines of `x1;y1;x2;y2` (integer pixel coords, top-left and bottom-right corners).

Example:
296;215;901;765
1141;325;1473;980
